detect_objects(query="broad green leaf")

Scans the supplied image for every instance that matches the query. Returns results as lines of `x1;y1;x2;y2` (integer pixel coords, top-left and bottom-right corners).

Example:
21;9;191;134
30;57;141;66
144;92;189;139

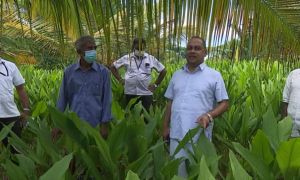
0;122;14;142
162;158;182;180
40;152;74;180
32;100;47;117
153;138;166;180
84;123;118;173
125;170;140;180
48;105;88;150
107;120;127;162
172;125;202;158
197;156;215;180
261;106;279;151
127;153;153;176
276;138;300;180
277;116;293;142
81;150;103;180
251;129;274;165
15;154;37;180
196;132;219;176
229;150;252;180
171;175;187;180
233;142;274;180
126;124;147;163
143;114;157;147
5;159;27;180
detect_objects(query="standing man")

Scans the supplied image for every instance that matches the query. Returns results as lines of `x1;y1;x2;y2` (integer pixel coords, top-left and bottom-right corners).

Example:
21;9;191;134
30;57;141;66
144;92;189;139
163;36;229;177
281;68;300;138
0;46;30;154
52;35;112;140
110;37;167;113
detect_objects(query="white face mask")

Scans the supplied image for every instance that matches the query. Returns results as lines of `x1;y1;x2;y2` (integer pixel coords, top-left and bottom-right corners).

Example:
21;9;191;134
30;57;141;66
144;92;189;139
134;50;144;57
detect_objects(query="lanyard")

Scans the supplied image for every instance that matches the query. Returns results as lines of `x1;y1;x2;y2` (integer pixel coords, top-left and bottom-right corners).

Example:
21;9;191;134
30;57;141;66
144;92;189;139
134;57;144;70
0;62;9;76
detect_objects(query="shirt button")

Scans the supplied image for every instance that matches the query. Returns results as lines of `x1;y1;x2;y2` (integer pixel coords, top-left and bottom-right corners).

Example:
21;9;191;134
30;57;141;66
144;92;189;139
84;83;87;85
83;93;85;95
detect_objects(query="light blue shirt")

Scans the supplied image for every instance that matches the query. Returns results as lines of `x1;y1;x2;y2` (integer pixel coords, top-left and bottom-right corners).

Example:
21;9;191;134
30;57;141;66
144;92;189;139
164;62;228;142
57;61;112;128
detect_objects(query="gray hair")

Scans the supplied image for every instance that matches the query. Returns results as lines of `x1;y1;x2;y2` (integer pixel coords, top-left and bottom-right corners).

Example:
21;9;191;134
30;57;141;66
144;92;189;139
75;35;95;50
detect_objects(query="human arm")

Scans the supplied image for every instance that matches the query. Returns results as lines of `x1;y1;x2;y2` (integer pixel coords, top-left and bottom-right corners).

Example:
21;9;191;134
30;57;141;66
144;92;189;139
100;69;113;139
281;102;288;120
281;72;292;120
110;64;125;85
15;84;29;123
148;68;167;92
163;100;172;141
195;100;229;128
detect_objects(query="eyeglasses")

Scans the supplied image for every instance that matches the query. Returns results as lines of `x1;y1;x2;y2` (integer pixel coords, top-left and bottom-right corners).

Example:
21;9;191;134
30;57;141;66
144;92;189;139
0;62;9;76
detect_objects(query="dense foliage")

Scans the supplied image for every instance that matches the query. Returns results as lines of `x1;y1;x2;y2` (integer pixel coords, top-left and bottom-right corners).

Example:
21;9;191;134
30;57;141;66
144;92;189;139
1;60;300;180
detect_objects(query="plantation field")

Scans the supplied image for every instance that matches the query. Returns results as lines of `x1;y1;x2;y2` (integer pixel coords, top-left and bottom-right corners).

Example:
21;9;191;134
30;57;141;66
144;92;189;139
1;60;300;180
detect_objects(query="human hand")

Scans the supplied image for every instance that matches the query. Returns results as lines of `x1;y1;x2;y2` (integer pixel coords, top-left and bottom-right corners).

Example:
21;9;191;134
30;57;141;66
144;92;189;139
148;84;156;92
195;114;210;129
162;126;170;141
20;111;30;126
51;127;62;141
100;123;108;140
120;79;125;85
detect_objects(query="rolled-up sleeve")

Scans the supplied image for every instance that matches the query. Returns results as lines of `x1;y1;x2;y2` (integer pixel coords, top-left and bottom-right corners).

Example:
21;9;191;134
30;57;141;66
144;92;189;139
215;73;229;102
57;71;68;112
101;69;113;123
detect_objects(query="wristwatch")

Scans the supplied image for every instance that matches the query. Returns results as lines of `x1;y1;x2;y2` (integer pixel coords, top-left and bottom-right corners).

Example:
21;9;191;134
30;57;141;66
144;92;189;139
206;113;213;122
23;108;30;112
153;83;158;88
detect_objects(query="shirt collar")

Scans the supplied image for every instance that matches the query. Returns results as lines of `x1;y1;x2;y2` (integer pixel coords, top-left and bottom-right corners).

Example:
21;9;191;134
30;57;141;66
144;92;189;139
182;62;207;72
75;60;98;71
130;52;147;60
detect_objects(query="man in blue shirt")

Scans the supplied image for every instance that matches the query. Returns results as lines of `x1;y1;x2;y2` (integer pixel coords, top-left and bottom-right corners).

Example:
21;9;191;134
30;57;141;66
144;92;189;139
52;35;112;140
163;36;229;177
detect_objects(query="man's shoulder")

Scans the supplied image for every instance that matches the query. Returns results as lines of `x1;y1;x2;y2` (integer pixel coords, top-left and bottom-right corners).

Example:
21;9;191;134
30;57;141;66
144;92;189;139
290;68;300;74
1;59;17;68
64;62;78;72
204;65;222;76
94;62;110;72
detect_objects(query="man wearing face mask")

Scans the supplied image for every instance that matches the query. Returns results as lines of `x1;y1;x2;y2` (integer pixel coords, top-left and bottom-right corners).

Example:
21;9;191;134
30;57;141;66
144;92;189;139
52;35;112;140
110;37;167;113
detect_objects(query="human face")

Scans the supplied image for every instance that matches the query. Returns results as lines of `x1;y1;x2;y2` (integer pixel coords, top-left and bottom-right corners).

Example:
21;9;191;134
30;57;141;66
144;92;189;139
186;38;207;65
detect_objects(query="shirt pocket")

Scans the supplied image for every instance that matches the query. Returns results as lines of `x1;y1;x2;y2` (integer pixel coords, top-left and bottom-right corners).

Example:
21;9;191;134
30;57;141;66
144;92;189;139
0;76;14;100
91;83;102;96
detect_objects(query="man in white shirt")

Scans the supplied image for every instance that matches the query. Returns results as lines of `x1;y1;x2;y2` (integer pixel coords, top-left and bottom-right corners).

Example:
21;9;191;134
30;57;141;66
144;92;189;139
0;47;29;154
110;37;167;113
163;36;229;177
281;69;300;137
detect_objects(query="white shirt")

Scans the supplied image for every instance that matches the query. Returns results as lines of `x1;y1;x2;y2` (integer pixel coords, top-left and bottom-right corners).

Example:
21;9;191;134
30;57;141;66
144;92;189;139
113;52;165;95
283;69;300;137
164;63;229;142
0;58;25;118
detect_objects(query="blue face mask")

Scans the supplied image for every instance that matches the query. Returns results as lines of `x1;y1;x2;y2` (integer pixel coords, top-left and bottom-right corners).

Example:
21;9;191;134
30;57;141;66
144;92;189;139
83;50;97;63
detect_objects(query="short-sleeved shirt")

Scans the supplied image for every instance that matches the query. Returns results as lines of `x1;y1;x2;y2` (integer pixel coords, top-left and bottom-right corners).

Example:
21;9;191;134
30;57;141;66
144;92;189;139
113;52;165;95
164;62;228;142
56;61;113;128
0;58;25;118
283;69;300;137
